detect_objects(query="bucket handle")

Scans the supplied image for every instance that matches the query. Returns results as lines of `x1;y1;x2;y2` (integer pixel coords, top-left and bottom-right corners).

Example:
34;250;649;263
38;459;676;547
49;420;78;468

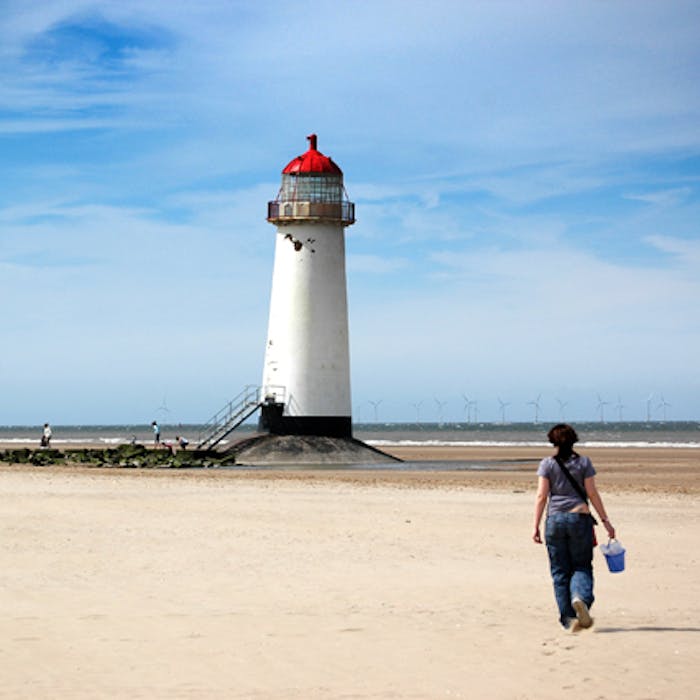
601;537;624;554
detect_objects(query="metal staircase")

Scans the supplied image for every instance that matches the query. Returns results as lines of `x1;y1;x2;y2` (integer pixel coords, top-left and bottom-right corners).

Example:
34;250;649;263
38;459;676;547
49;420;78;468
196;385;263;450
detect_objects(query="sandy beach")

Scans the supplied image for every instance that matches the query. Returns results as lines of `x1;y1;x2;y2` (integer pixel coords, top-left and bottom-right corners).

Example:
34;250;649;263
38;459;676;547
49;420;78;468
1;446;699;698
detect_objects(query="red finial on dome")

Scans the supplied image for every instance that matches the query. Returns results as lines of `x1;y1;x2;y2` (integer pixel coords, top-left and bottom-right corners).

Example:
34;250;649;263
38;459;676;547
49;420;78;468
282;134;342;175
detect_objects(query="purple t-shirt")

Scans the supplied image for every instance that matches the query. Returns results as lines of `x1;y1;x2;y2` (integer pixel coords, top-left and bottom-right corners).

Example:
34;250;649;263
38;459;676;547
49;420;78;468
537;454;596;515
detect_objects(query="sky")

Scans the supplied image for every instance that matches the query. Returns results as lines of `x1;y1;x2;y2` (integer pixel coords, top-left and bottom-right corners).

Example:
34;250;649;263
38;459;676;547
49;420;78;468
1;0;699;426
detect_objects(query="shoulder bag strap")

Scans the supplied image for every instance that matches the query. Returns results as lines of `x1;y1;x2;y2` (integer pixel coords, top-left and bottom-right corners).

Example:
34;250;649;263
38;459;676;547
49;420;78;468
553;455;598;526
553;454;588;503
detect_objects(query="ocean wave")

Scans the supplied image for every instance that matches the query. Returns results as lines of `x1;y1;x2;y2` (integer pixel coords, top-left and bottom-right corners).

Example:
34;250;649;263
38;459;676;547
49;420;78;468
0;438;131;445
367;439;700;449
580;441;700;449
1;434;696;449
0;437;229;447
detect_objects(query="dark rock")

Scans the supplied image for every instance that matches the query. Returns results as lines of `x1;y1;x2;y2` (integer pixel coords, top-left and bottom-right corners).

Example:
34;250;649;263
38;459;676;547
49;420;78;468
29;449;65;466
2;448;32;464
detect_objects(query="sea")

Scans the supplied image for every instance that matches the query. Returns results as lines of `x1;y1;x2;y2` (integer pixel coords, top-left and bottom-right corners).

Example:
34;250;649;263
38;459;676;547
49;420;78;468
1;421;699;450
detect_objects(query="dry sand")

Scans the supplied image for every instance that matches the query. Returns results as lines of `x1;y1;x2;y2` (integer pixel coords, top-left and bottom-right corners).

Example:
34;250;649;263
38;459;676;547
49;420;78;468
1;446;699;698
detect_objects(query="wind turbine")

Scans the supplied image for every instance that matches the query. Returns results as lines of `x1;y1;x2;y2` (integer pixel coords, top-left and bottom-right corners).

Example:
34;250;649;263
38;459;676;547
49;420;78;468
658;395;671;422
645;393;654;422
596;394;610;423
354;403;364;423
497;397;510;424
368;399;383;423
434;398;448;424
155;394;171;423
470;399;479;423
615;396;625;422
461;394;471;423
527;394;541;424
556;398;568;421
411;400;424;424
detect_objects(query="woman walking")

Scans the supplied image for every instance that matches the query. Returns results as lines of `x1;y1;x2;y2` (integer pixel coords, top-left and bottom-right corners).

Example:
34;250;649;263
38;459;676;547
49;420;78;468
532;424;616;631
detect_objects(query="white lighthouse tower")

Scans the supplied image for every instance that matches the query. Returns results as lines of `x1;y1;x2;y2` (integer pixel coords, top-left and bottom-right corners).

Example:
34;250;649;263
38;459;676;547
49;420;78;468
260;134;355;438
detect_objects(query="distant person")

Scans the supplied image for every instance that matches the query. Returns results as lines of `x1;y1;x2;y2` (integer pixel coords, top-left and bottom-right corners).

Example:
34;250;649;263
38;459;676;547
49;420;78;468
532;424;616;632
151;421;160;445
40;423;52;448
176;435;189;450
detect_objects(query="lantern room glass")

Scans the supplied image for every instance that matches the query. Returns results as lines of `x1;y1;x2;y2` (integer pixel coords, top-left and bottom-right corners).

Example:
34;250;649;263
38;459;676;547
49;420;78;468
278;173;344;203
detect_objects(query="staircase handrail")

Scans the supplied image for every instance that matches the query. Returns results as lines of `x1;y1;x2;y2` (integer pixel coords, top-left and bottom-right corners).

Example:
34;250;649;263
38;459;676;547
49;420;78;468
197;402;261;451
196;384;288;450
196;385;260;449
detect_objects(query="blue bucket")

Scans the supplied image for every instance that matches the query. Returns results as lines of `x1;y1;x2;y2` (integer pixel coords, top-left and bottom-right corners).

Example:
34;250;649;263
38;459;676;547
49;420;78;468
600;540;626;573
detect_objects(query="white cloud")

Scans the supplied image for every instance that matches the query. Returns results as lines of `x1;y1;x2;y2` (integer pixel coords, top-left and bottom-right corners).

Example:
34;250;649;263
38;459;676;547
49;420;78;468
645;235;700;267
625;188;694;207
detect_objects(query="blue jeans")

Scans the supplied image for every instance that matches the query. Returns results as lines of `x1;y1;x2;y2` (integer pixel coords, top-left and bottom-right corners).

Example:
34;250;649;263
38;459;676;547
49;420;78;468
545;512;595;627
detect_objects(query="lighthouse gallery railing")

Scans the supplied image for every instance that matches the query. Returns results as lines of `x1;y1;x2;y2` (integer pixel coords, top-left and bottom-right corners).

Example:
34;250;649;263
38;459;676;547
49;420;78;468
267;200;355;225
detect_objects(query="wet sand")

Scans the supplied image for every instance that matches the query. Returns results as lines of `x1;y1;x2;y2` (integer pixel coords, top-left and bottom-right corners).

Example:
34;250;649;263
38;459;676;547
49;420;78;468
381;444;700;494
2;443;699;493
1;446;699;698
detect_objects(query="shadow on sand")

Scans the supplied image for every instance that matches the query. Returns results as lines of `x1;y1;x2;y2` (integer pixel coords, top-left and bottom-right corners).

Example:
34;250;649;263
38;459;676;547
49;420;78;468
596;626;700;634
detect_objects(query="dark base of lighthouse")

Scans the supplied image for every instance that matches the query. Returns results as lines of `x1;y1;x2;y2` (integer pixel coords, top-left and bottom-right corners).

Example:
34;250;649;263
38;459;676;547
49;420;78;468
258;402;352;438
239;403;399;466
227;433;401;466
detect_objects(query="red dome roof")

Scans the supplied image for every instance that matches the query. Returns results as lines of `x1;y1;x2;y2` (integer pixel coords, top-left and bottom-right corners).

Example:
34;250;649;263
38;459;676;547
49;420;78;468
282;134;343;176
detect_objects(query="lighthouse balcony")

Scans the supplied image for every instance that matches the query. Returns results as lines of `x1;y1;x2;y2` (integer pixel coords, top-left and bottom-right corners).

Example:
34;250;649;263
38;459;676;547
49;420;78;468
267;200;355;226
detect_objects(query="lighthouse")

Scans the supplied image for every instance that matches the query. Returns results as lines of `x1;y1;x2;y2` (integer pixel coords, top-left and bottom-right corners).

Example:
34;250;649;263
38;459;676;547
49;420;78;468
259;134;355;438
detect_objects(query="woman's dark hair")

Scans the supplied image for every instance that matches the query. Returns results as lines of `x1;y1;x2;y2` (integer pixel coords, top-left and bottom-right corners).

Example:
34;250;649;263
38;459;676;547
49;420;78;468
547;423;579;447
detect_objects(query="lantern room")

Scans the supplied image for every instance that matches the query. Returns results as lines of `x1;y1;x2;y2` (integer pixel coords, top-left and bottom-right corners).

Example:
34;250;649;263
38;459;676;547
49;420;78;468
267;134;355;226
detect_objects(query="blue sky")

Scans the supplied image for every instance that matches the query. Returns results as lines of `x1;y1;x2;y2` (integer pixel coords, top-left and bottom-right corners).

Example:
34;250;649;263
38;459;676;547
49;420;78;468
1;0;699;425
